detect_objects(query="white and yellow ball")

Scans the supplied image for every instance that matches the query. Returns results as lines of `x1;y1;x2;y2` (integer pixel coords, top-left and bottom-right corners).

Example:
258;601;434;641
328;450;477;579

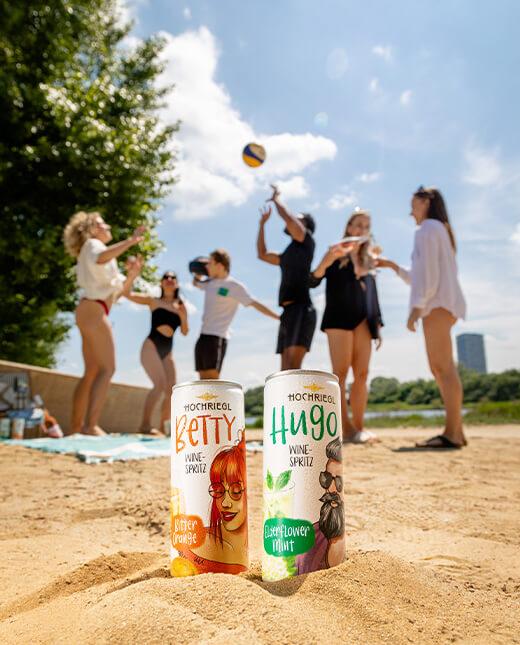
242;143;266;167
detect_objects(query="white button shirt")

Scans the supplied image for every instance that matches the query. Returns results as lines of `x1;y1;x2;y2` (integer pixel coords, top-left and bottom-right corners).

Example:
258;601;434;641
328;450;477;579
76;238;125;300
397;219;466;320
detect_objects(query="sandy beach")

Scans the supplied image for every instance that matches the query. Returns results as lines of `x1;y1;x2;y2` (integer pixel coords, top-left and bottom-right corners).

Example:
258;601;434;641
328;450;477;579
1;425;519;644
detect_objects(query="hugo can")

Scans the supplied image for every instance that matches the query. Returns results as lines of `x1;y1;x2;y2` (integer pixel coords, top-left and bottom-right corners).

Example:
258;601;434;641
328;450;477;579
0;417;11;439
262;369;345;581
170;380;248;576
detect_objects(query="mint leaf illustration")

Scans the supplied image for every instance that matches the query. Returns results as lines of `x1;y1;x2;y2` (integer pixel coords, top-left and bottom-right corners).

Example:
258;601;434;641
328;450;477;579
266;469;274;490
275;469;291;491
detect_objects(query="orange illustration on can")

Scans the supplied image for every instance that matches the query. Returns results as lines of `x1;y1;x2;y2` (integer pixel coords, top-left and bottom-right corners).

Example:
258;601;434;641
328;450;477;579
170;380;248;576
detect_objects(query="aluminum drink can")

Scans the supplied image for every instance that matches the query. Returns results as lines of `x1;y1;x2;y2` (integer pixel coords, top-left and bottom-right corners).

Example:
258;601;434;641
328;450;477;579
11;417;25;440
0;417;11;438
170;380;248;576
262;369;345;581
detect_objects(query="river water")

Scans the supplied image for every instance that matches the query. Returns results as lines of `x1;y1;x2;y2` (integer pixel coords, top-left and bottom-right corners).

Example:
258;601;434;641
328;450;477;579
245;408;468;425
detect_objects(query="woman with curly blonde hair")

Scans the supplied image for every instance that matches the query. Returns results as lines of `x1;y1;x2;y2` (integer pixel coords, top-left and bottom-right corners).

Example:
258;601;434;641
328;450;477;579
63;211;145;435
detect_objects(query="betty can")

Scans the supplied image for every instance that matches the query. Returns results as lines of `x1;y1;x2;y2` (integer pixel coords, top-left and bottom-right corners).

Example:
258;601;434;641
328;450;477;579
170;380;248;576
262;369;345;581
11;417;25;440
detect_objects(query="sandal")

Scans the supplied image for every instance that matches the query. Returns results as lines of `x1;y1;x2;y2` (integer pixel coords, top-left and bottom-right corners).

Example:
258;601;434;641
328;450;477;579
415;434;463;449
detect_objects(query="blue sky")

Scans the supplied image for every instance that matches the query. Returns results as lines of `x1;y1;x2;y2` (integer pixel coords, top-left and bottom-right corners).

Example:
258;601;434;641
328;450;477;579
58;0;520;388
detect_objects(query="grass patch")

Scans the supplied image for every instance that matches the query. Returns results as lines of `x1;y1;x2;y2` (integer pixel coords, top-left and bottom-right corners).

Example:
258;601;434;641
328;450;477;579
366;402;444;412
365;415;445;428
464;401;520;424
245;417;263;430
246;401;520;429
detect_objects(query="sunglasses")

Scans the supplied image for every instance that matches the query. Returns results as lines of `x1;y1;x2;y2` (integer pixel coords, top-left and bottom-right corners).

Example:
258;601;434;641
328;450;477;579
208;482;245;501
162;274;177;281
319;471;343;492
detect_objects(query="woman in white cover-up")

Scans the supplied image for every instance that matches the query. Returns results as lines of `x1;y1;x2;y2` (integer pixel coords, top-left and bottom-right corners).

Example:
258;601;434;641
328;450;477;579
377;187;467;449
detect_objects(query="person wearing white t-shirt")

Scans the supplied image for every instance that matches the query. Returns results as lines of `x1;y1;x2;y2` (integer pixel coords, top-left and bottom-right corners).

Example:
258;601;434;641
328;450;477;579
63;211;145;435
377;187;467;449
193;249;279;379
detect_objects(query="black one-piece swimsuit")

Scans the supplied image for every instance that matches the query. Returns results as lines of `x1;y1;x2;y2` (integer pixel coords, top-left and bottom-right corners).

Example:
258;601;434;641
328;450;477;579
147;307;181;359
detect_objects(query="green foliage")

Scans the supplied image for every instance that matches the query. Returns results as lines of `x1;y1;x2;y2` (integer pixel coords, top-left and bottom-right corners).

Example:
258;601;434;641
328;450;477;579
367;376;400;403
464;400;520;424
0;0;177;366
368;369;520;406
365;414;445;429
244;386;263;417
244;369;520;423
245;416;263;429
365;400;520;427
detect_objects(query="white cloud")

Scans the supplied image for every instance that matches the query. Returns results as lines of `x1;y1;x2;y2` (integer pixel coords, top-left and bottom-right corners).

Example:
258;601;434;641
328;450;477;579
511;223;520;244
117;298;142;312
357;172;381;183
372;45;392;62
274;176;309;200
115;0;147;27
369;77;380;94
181;280;195;292
183;298;198;315
327;191;357;211
115;0;134;26
326;48;349;80
314;112;329;128
462;142;502;186
455;274;520;370
262;133;336;175
183;7;191;20
157;28;337;219
400;90;413;106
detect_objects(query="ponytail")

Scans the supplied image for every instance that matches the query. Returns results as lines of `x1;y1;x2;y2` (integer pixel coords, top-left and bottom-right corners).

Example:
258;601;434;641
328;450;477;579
414;186;456;252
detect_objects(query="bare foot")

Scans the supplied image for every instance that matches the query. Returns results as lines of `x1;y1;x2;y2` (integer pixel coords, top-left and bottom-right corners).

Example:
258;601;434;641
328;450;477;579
444;428;467;447
81;425;107;436
140;427;164;438
149;428;164;436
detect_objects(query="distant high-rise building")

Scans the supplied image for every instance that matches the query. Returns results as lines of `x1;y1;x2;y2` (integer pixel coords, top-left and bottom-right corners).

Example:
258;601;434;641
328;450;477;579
456;333;487;373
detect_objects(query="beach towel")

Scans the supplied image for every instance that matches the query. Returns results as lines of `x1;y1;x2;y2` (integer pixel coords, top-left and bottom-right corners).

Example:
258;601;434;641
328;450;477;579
3;433;263;464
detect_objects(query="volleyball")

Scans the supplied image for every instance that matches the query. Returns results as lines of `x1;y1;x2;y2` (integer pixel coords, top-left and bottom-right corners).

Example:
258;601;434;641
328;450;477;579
242;143;266;167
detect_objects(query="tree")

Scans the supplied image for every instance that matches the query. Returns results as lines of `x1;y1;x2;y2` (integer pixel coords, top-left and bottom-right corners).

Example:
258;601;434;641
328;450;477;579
0;0;177;366
244;386;263;417
368;377;400;404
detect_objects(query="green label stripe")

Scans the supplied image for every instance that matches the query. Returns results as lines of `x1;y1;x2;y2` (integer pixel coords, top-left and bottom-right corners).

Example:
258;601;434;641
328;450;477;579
263;518;315;556
217;287;229;296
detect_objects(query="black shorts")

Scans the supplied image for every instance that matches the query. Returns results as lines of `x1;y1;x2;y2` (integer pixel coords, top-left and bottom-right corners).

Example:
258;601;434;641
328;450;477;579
276;303;317;354
195;334;228;372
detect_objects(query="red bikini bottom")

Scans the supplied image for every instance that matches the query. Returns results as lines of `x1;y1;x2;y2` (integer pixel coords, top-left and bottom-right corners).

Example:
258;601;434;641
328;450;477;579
83;298;110;316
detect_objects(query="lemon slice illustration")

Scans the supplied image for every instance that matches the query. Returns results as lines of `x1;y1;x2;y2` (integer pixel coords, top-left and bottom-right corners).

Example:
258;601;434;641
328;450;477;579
170;556;198;577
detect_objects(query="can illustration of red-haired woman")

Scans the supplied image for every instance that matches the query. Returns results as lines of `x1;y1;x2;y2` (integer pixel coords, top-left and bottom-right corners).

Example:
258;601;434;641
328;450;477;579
174;433;248;575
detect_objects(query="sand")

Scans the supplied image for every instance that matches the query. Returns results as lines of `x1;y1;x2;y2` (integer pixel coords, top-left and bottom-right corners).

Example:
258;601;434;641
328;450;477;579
0;425;519;644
